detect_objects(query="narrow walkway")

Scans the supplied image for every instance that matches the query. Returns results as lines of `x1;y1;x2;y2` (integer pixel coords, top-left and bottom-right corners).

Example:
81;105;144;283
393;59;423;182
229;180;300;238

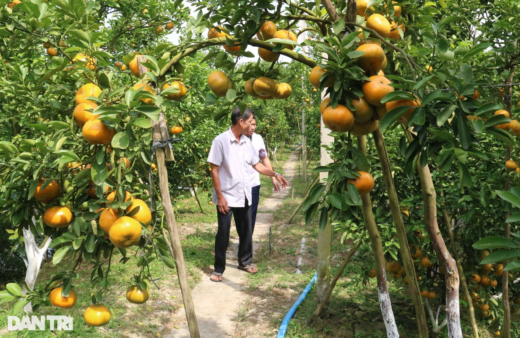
166;151;299;338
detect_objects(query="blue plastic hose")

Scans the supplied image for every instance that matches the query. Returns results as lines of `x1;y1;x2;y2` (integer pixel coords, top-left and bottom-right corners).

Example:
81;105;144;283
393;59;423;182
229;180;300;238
277;272;317;338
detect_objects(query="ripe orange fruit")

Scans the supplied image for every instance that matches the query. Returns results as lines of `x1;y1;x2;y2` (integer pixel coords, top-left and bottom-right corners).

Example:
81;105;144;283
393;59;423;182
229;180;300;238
309;66;336;89
34;179;60;203
109;216;142;248
208;71;232;97
272;83;292;99
118;157;130;169
374;106;387;120
356;0;374;17
224;44;241;54
43;42;51;48
244;79;259;98
506;160;518;171
420;257;431;268
126;286;150;304
253;77;277;97
75;83;101;105
121;65;127;71
495;109;510;130
411;246;422;259
84;304;111;327
362;75;394;106
368;269;377;278
83;119;116;145
86;182;109;197
133;83;155;105
47;48;58;56
322;104;355;132
420;290;429;297
425;291;435;299
388;22;405;40
479;303;490;312
258;48;279;62
208;26;227;39
350;97;374;122
385;97;421;124
481;263;493;272
386;1;402;17
99;208;118;235
49;287;77;308
403;276;408;284
256;21;277;40
351;119;379;137
320;98;331;114
72;53;96;70
367;14;391;38
480;276;490;286
43;206;73;228
171;126;183;134
490;279;498;287
470;273;481;284
162;81;187;101
126;199;152;225
73;102;98;127
155;26;163;34
107;191;133;205
272;30;297;50
356;44;385;74
346;171;374;195
129;54;148;78
166;22;174;30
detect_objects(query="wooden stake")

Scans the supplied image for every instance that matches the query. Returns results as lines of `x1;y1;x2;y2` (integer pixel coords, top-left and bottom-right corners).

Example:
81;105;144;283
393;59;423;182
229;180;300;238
152;113;200;338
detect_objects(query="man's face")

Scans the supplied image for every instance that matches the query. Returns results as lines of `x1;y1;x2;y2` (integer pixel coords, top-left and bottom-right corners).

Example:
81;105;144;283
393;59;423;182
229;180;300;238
239;115;254;134
245;119;256;136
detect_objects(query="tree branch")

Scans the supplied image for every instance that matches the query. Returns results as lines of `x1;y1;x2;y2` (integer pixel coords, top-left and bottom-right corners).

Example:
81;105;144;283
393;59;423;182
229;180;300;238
285;1;319;17
322;0;339;21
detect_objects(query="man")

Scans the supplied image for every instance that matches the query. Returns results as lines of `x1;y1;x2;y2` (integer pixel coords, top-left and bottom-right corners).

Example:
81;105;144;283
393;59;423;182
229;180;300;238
244;116;280;234
207;107;289;282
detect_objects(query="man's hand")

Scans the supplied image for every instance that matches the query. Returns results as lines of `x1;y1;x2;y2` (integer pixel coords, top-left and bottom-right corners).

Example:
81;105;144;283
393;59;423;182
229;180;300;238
276;174;289;189
271;177;281;193
217;195;229;214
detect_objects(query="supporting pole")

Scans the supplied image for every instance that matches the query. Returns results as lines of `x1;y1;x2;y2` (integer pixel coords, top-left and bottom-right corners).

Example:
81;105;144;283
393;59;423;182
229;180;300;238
300;20;307;183
152;113;200;338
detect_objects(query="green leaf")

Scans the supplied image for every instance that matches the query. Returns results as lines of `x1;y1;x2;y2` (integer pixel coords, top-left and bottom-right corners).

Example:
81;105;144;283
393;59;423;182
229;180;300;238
413;76;434;91
303;184;326;211
53;246;70;265
13;299;29;314
497;190;520;208
333;18;345;35
98;72;111;89
457;111;471;150
163;256;176;269
132;118;152;129
483;115;510;128
438;16;458;27
226;89;236;101
480;250;520;265
319;207;328;229
85;233;96;253
135;106;160;121
380;106;412;130
476;102;503;116
463;43;492;60
381;91;416;104
503;260;520;272
6;283;22;297
351;147;370;171
506;213;520;223
457;162;472;188
460;64;473;83
484;128;515;147
305;202;319;226
437;104;457;126
473;236;518;250
329;193;344;209
112;131;130;149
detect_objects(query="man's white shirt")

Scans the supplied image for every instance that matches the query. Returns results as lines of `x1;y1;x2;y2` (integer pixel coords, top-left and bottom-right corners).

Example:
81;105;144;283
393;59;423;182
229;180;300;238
207;128;260;207
249;133;267;187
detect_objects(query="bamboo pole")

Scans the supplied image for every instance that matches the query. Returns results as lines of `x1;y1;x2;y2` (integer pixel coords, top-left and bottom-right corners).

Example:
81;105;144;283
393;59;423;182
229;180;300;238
152;113;200;338
316;216;332;306
308;241;361;324
442;210;479;338
372;128;429;338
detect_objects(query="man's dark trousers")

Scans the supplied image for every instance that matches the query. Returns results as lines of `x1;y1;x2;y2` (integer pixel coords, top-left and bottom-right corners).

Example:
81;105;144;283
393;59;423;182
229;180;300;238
214;199;253;274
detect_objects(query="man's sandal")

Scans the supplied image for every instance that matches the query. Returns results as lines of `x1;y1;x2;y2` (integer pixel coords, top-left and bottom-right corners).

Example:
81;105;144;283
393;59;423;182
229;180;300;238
238;265;258;274
210;273;222;282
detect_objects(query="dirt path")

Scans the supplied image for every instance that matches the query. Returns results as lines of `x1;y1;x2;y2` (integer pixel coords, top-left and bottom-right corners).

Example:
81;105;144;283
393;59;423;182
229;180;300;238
166;150;299;338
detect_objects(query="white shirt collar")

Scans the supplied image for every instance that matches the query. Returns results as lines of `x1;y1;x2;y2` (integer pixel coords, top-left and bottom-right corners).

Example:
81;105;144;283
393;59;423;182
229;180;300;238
227;127;247;144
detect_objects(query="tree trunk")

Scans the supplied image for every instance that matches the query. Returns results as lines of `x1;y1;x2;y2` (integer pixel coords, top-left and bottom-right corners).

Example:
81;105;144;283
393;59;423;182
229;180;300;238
372;128;429;338
152;113;200;338
22;228;51;313
316;217;332;307
358;136;399;337
405;129;462;337
442;210;479;338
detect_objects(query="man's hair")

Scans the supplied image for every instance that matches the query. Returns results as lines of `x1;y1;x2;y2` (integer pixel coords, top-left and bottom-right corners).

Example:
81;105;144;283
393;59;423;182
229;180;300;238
231;107;254;125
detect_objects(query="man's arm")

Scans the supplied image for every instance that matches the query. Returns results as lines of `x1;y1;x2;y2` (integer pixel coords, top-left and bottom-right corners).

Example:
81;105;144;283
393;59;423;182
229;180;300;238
260;155;280;193
252;162;289;188
211;164;229;214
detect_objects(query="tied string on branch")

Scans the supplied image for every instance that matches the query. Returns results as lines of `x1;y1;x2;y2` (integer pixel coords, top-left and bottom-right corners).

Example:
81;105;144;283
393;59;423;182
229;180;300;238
135;138;181;284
